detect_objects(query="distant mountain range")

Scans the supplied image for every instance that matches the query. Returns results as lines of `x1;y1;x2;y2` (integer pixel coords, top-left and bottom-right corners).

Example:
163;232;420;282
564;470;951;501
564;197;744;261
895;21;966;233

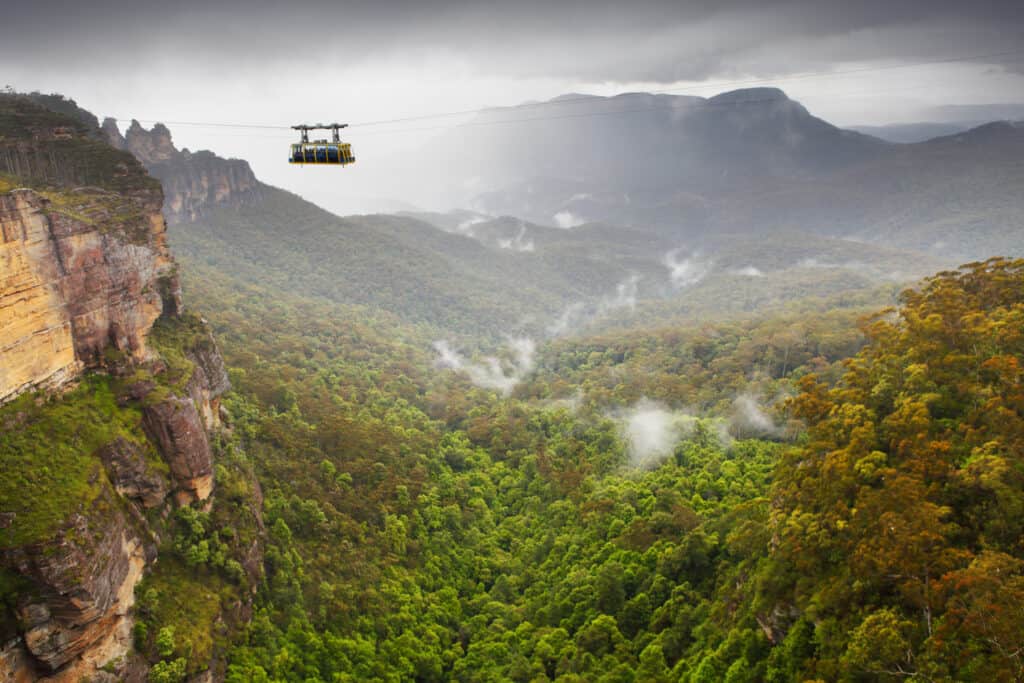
92;88;1020;337
848;122;974;144
417;88;1023;262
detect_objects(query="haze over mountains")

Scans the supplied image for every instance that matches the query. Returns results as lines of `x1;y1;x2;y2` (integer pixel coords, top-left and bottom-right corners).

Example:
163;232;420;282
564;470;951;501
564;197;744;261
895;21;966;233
4;68;1024;681
414;88;1024;260
101;86;1022;341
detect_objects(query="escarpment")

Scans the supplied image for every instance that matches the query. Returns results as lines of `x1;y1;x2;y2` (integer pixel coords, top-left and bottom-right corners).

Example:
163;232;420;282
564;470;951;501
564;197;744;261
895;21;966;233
1;94;261;681
0;188;180;404
104;118;262;224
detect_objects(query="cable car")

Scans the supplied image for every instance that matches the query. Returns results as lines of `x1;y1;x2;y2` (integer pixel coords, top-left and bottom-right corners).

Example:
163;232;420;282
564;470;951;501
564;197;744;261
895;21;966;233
289;123;355;166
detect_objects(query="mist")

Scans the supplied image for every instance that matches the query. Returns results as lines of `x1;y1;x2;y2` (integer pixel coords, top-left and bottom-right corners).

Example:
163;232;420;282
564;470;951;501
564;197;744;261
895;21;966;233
547;275;640;337
496;222;536;252
730;393;782;439
433;337;536;395
664;249;712;289
617;399;693;469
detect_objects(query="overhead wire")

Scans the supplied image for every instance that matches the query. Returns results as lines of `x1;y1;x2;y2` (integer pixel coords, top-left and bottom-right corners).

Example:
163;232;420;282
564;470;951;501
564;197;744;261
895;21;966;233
110;48;1024;138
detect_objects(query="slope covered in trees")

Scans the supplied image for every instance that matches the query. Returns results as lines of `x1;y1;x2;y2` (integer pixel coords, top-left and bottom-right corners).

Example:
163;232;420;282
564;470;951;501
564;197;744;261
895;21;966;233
172;250;1024;681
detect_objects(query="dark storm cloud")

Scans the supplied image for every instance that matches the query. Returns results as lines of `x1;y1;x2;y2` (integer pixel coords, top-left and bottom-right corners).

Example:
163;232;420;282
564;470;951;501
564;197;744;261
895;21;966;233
5;0;1024;82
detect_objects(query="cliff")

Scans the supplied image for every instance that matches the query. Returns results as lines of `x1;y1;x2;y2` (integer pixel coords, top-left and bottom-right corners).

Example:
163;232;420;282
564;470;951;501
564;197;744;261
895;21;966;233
0;95;261;681
0;187;181;404
103;119;262;224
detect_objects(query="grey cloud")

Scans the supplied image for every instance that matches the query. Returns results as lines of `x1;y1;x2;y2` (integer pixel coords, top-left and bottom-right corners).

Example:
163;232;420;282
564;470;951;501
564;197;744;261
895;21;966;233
4;0;1023;83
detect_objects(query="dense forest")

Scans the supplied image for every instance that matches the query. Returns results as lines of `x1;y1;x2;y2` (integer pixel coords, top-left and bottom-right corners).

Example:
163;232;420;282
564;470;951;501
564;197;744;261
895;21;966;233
3;93;1021;682
161;253;1024;682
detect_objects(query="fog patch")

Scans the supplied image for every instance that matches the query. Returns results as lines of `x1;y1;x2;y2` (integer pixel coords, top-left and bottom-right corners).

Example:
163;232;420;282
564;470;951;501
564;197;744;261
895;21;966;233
731;265;764;277
616;399;694;469
599;274;639;314
547;275;640;337
665;248;712;288
547;302;587;337
497;221;536;252
730;393;782;438
433;337;536;396
553;210;585;229
796;257;836;269
455;215;487;237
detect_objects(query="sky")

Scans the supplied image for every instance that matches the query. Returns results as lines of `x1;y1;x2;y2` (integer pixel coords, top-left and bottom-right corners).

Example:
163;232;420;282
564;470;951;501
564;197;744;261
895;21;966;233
4;0;1023;213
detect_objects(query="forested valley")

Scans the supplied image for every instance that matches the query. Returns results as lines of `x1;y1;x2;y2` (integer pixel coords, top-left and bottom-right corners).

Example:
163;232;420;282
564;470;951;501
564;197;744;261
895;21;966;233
2;86;1023;683
170;254;1024;682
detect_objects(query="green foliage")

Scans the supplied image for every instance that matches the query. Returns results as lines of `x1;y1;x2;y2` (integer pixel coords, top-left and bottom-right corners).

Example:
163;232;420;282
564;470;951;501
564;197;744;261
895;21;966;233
134;556;232;675
168;249;1024;681
768;257;1024;680
0;376;146;548
0;93;159;193
150;657;188;683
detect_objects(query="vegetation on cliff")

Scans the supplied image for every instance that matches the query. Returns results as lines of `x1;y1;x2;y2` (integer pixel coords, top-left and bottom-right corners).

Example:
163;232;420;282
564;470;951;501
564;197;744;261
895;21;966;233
0;94;160;194
4;93;1023;682
0;376;148;549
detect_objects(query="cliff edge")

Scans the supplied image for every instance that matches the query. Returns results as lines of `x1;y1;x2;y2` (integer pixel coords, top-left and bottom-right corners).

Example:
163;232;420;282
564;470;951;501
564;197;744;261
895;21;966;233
0;94;261;682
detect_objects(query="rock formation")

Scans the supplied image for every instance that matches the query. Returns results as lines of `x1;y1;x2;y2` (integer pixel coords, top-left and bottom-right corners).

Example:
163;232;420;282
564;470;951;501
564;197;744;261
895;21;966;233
0;94;259;681
0;187;180;404
2;486;149;678
104;119;262;224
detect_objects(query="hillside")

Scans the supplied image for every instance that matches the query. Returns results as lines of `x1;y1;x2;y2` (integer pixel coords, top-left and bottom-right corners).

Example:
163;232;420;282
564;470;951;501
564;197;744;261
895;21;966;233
176;233;1024;681
4;89;1024;682
143;131;939;339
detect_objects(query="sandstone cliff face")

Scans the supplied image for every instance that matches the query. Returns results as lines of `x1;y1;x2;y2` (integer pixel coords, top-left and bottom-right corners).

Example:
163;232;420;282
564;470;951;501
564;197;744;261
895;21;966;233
104;119;263;224
1;486;149;679
0;188;181;404
1;95;256;682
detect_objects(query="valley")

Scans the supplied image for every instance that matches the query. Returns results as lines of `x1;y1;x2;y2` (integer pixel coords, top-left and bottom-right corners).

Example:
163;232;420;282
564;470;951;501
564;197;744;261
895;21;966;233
1;74;1022;683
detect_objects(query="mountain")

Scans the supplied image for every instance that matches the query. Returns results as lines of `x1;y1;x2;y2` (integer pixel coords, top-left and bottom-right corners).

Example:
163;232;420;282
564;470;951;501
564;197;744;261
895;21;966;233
847;122;973;143
6;89;1024;683
0;94;260;682
104;90;1016;344
110;112;949;340
417;89;1024;263
103;118;262;223
423;88;884;221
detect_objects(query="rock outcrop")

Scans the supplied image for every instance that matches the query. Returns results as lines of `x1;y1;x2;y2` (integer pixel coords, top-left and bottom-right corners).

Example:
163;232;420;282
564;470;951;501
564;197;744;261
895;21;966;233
0;94;256;682
98;438;169;509
104;119;262;224
1;486;149;680
0;188;181;404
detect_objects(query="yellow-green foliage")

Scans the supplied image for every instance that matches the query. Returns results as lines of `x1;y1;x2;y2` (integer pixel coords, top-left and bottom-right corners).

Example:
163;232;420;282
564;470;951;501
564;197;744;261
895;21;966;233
148;314;209;396
135;556;234;675
0;376;148;549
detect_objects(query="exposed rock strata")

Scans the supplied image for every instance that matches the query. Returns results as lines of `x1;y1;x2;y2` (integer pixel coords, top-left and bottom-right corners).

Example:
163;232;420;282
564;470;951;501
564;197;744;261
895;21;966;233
98;438;169;508
0;188;181;404
0;96;254;683
1;487;148;676
104;119;262;224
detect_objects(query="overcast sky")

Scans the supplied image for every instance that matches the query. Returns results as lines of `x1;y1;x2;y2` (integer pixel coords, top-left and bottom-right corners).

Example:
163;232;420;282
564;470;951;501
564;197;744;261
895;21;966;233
4;0;1023;212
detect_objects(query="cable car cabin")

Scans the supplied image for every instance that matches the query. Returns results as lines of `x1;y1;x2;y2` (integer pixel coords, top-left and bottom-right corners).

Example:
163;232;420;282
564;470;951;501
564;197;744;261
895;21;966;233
289;123;355;166
289;142;355;165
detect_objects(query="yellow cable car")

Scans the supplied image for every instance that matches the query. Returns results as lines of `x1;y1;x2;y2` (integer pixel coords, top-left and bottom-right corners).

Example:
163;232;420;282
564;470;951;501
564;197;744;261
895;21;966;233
289;123;355;166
